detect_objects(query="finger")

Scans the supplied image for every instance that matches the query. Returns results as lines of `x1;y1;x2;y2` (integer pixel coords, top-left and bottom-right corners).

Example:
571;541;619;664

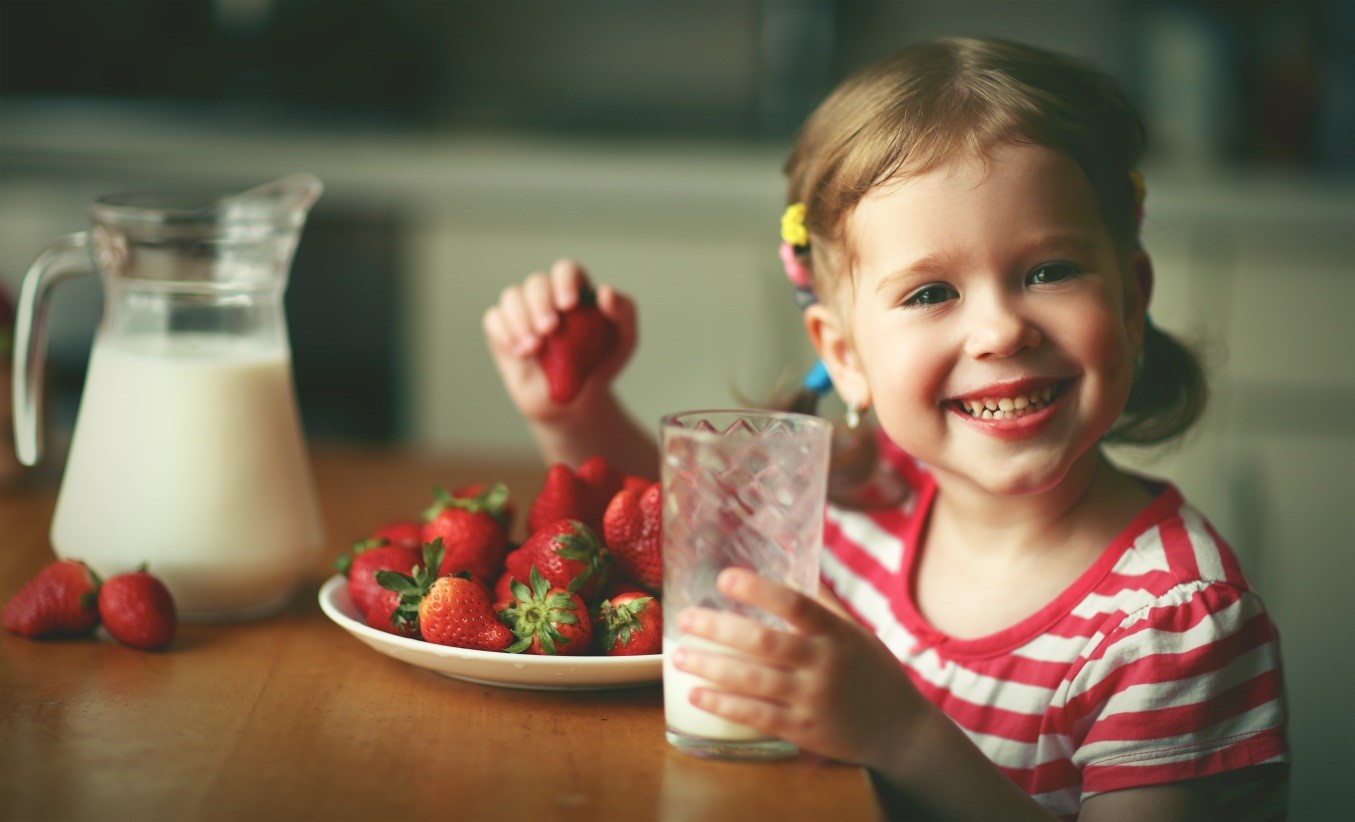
717;568;838;636
685;686;788;740
678;607;815;667
550;259;589;311
673;640;796;702
595;285;638;367
522;272;559;336
495;286;540;358
482;306;513;355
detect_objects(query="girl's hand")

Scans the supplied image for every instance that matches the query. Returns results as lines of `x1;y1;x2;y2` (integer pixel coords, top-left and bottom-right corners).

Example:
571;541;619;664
672;567;929;769
482;259;637;424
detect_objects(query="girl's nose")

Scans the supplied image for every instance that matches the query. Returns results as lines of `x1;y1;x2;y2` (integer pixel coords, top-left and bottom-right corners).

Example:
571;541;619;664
962;297;1042;359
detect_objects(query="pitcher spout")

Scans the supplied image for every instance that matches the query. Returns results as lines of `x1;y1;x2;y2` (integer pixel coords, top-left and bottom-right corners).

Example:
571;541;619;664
220;173;324;229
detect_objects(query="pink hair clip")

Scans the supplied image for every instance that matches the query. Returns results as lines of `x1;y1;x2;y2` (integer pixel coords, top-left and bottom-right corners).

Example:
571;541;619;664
780;241;813;289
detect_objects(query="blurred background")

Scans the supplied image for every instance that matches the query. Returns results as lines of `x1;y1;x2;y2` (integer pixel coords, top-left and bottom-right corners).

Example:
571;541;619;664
1;1;1351;818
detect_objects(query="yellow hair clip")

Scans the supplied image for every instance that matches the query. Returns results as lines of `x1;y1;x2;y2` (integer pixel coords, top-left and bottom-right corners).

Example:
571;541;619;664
780;202;809;248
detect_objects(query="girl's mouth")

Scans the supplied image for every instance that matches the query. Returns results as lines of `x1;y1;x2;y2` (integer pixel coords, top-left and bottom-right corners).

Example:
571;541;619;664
952;381;1067;420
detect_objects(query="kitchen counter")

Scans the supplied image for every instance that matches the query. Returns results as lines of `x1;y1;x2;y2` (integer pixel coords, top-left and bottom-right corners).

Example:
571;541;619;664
0;447;882;821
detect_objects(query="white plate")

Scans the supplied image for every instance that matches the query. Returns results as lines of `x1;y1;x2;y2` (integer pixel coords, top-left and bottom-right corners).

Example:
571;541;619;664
318;575;662;690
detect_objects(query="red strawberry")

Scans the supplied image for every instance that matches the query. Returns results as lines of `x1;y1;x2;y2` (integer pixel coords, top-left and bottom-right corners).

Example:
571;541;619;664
600;574;649;601
98;568;177;651
505;519;611;603
527;463;589;535
602;482;663;591
450;483;516;531
2;559;101;639
378;541;514;651
422;483;510;583
576;455;623;530
335;538;423;637
493;571;517;604
537;287;616;405
370;521;423;551
501;569;594;655
594;592;662;656
620;474;653;495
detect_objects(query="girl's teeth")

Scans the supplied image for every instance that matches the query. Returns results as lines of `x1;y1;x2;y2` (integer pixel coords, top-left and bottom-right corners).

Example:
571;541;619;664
958;385;1060;419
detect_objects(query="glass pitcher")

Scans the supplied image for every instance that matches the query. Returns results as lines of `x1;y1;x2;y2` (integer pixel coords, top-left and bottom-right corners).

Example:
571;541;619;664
12;174;326;620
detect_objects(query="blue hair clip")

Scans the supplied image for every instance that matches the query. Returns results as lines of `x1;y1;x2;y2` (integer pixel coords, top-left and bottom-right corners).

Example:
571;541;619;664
802;360;833;395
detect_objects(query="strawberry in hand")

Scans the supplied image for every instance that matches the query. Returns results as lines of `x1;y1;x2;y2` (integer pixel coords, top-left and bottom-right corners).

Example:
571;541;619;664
537;286;616;405
602;481;663;591
501;568;594;655
422;483;511;584
2;559;101;639
378;541;515;652
594;591;662;656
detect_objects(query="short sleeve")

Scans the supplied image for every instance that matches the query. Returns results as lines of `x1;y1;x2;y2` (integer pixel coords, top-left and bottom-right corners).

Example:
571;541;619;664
1065;581;1289;798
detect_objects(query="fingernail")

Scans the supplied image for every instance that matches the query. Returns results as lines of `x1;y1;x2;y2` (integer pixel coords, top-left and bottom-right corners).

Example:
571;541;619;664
678;609;696;631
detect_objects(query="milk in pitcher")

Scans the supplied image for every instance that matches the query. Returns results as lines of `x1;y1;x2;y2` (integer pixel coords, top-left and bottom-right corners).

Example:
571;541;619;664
51;335;323;619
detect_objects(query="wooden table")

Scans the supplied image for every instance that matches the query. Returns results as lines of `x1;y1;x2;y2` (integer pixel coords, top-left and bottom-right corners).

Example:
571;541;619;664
1;447;882;821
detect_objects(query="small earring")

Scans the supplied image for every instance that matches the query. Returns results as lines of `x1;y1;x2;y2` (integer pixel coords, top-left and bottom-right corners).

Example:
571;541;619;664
844;395;861;430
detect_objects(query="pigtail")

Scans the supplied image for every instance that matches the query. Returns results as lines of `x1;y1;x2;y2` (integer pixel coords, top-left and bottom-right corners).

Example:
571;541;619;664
1107;323;1209;446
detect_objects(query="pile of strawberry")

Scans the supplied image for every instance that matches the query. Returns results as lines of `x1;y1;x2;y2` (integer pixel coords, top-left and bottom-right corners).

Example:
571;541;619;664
336;455;663;657
2;561;178;651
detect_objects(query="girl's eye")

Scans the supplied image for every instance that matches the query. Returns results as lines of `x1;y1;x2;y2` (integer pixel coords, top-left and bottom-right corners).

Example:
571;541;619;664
1028;262;1081;285
903;284;957;307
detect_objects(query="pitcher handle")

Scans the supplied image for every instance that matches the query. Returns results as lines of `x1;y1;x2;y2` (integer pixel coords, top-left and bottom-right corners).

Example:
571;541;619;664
12;232;93;466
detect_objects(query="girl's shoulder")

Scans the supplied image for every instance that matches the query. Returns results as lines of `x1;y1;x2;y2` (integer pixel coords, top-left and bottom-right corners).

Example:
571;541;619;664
1101;480;1257;597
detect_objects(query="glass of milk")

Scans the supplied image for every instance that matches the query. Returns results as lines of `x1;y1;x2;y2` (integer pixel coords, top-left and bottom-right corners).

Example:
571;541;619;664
12;175;327;620
660;409;831;760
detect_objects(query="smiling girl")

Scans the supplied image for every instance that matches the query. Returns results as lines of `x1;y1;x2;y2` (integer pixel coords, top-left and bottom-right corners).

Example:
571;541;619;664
484;37;1288;820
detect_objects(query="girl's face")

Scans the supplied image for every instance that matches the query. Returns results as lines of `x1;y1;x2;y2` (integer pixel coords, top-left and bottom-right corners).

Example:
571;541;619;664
808;143;1148;497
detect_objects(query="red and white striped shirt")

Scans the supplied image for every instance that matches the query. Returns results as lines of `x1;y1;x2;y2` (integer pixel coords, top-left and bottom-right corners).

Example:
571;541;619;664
821;442;1288;817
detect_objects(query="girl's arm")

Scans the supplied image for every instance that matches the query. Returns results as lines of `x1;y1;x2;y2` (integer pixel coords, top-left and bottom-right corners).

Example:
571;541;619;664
674;568;1055;821
483;259;658;478
675;569;1284;820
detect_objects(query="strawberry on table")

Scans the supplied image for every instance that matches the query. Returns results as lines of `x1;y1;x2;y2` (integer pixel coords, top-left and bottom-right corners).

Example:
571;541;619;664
378;541;515;652
537;286;616;405
98;567;177;651
2;559;101;639
336;538;423;637
422;483;510;583
602;482;663;591
594;592;662;656
501;568;594;655
505;519;611;604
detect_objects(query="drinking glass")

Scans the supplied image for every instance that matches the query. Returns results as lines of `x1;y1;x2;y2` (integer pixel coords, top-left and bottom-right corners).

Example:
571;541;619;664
660;409;831;760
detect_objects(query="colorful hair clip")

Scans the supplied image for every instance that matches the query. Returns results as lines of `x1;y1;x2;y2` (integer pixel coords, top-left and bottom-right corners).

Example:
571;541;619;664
779;242;813;289
780;202;809;247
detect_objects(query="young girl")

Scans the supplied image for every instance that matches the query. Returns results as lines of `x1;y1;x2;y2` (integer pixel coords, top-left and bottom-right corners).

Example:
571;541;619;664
483;37;1288;820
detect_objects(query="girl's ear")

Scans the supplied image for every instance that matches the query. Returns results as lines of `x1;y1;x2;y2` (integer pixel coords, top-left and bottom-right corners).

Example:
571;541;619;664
803;303;872;409
1127;251;1154;352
